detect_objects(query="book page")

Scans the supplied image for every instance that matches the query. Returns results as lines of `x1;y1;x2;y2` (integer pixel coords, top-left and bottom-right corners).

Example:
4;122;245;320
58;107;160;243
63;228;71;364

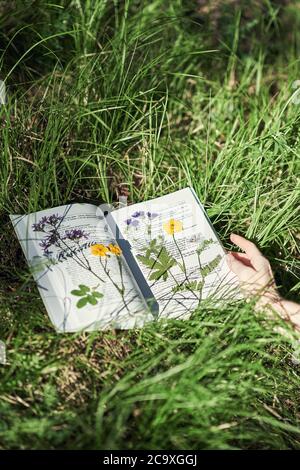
111;188;240;320
11;204;151;332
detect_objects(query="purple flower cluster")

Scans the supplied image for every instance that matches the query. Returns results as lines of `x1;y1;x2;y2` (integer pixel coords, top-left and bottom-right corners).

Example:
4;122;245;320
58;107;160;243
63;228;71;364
32;214;62;232
39;231;60;255
63;229;88;241
125;211;158;228
32;213;89;257
125;218;139;227
132;211;144;218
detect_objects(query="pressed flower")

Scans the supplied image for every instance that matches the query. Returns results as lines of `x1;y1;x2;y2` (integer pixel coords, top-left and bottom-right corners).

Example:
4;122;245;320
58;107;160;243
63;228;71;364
163;218;183;235
108;243;122;256
32;214;62;232
147;211;158;219
132;211;144;218
131;219;139;227
39;231;60;251
48;214;62;226
63;228;88;240
90;244;109;257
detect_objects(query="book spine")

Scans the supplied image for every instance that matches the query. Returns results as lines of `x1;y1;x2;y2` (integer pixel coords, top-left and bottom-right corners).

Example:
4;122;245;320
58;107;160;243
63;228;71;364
105;213;160;317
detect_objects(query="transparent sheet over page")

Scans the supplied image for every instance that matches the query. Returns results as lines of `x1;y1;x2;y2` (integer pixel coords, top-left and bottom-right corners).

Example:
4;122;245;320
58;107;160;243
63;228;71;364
111;188;240;320
10;204;151;332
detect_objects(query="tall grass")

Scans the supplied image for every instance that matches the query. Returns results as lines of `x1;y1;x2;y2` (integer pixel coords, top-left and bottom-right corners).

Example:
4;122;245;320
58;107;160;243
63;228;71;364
0;0;300;449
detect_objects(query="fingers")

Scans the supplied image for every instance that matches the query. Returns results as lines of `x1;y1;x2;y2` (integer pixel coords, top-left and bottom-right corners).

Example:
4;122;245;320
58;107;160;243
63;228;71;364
228;251;253;268
230;234;262;257
230;233;268;271
227;252;272;295
226;252;251;275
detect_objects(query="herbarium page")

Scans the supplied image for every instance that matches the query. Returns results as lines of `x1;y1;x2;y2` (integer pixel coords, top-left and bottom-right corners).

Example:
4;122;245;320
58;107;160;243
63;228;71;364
11;204;152;332
111;188;239;319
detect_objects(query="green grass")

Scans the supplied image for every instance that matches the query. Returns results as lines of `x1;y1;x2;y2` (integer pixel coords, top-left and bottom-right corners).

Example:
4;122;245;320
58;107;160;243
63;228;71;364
1;0;300;449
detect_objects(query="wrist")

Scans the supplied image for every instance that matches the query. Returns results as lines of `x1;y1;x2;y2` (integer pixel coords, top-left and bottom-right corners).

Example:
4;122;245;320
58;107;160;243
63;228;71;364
256;294;300;332
255;290;282;311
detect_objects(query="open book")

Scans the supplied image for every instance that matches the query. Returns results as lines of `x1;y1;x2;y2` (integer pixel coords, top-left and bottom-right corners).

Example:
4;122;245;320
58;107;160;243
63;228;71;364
10;187;239;332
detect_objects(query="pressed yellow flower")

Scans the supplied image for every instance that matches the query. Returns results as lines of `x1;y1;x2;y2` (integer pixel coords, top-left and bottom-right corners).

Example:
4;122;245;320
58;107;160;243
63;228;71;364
108;243;122;256
163;218;183;235
90;244;109;257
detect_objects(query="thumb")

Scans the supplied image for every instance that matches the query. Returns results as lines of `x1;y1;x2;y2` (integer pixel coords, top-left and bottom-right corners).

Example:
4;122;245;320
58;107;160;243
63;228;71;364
226;253;250;276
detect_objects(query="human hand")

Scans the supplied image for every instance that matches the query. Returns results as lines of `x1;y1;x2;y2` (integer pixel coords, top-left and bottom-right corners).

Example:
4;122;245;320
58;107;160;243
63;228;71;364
226;233;279;304
226;233;300;332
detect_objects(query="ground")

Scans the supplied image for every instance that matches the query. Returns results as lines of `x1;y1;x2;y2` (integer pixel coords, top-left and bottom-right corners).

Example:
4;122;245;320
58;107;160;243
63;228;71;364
0;0;300;449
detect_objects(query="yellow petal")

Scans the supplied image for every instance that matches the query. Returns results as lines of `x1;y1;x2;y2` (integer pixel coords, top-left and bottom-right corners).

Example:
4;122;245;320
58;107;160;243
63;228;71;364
163;218;183;235
90;244;109;256
108;243;122;256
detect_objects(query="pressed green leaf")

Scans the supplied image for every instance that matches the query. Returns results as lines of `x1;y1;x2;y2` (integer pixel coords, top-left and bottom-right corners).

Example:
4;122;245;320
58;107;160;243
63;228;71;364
173;280;204;293
200;255;222;277
87;295;98;305
138;241;176;281
78;284;90;292
196;239;215;255
136;254;156;269
92;291;104;299
71;289;84;296
77;297;88;308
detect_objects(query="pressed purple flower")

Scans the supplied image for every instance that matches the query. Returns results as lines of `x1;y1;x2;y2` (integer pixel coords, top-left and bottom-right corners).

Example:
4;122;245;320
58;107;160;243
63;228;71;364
32;216;48;232
132;211;144;218
32;214;62;232
39;239;49;250
125;218;132;225
63;228;88;241
131;219;139;227
38;230;61;253
44;249;53;257
147;211;158;219
39;242;53;257
39;238;52;252
41;216;48;225
48;214;62;226
32;222;43;232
